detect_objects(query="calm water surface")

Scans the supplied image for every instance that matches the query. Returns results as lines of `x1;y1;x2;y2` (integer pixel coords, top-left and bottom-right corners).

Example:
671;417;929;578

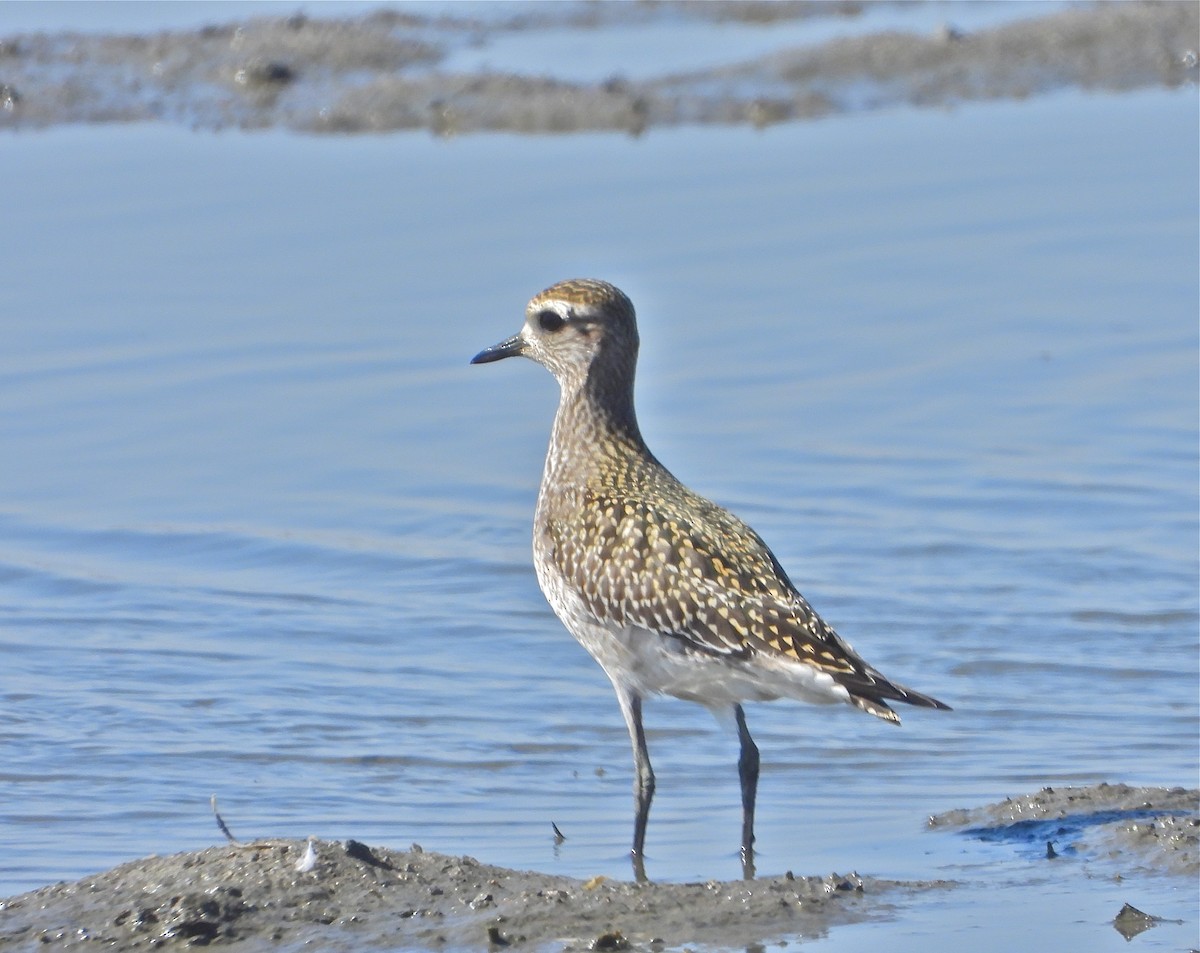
1;88;1197;951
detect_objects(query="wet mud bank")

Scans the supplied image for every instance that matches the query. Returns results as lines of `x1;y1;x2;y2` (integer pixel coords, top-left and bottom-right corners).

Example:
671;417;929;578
0;841;931;951
1;783;1194;951
929;781;1200;877
0;2;1195;135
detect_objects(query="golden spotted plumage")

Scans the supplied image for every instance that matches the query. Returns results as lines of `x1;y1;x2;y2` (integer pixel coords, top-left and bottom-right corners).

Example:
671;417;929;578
472;278;949;878
524;278;946;721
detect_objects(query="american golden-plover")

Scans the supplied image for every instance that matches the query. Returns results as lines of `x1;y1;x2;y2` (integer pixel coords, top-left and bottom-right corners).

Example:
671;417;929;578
472;278;949;881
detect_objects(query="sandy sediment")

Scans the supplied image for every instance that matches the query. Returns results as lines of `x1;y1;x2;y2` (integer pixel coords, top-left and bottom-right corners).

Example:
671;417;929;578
0;2;1195;135
2;782;1195;951
0;839;927;951
928;782;1200;877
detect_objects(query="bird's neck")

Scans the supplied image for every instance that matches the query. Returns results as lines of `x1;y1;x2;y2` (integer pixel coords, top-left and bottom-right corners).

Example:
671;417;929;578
545;364;649;487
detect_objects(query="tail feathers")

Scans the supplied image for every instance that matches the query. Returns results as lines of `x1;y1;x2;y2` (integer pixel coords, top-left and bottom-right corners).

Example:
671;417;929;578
850;695;902;724
846;676;951;725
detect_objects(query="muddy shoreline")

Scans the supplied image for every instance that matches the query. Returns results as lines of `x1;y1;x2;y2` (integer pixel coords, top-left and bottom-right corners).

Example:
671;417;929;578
0;2;1195;135
0;842;937;951
928;781;1200;877
2;783;1194;951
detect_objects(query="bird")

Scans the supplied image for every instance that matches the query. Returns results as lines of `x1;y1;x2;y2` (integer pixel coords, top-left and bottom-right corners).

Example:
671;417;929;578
471;278;949;882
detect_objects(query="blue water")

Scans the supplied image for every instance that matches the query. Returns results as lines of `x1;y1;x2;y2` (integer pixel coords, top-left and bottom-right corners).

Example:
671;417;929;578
0;80;1196;952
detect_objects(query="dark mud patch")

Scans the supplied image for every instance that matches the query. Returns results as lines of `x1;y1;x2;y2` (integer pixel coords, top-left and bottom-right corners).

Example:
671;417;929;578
928;782;1200;876
0;839;942;952
0;2;1195;135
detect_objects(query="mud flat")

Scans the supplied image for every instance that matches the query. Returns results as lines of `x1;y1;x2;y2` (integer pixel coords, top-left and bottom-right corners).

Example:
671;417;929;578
1;783;1194;951
928;781;1200;877
0;2;1195;135
0;840;936;951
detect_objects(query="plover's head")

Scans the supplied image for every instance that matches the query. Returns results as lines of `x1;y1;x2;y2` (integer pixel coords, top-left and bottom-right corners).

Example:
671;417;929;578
471;279;639;387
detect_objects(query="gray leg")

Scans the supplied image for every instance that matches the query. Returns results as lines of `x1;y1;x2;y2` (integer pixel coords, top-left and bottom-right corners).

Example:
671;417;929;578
735;703;759;879
614;683;654;882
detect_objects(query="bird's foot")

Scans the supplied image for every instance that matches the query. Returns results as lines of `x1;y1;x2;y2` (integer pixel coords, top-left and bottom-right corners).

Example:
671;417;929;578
740;844;756;880
631;849;649;884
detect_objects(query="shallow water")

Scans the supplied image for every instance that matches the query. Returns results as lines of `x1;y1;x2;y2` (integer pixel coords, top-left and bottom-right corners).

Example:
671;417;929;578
436;1;1071;83
0;42;1196;953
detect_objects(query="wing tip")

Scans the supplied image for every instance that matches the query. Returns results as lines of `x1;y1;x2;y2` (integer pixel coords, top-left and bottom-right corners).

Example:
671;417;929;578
903;687;952;711
850;685;951;723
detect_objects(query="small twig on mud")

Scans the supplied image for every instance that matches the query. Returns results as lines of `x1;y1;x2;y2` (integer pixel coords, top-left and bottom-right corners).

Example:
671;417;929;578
211;794;241;844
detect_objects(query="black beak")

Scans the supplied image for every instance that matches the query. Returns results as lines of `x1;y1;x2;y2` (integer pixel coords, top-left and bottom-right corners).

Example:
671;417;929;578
471;333;525;365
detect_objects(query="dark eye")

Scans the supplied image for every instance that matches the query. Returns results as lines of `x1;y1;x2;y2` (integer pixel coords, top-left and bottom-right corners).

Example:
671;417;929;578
536;309;566;333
